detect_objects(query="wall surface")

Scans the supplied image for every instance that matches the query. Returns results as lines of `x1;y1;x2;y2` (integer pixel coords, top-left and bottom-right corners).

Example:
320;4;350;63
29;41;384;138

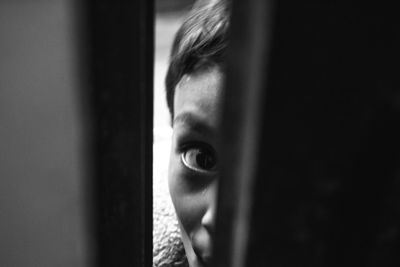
0;1;88;266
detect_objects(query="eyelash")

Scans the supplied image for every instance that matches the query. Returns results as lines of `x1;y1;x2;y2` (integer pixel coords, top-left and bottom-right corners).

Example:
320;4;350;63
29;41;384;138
179;142;218;175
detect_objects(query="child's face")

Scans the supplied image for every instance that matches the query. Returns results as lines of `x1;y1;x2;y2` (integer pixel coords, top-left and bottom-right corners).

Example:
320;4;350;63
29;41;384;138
168;66;223;267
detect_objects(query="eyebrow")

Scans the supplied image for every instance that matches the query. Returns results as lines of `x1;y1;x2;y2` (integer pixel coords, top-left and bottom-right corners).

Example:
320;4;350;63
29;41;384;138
173;112;215;137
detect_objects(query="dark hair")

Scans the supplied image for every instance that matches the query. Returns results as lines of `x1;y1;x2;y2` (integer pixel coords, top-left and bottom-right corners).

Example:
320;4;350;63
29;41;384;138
165;0;230;119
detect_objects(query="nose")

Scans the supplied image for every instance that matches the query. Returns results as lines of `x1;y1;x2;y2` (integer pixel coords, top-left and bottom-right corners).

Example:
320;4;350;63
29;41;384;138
201;180;218;235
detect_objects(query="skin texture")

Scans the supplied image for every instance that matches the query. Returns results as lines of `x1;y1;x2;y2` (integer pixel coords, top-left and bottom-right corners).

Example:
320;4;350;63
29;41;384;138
168;66;223;267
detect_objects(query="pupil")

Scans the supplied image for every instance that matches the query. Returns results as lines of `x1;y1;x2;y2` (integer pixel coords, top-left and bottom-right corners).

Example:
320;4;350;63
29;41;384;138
196;150;214;169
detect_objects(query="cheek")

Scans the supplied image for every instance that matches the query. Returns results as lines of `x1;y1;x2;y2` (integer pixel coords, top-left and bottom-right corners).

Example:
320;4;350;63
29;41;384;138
168;151;205;236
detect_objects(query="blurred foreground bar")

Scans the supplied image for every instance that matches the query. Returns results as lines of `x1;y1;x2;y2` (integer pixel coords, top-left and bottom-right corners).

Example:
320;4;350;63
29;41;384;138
0;1;88;266
83;0;153;266
216;1;400;267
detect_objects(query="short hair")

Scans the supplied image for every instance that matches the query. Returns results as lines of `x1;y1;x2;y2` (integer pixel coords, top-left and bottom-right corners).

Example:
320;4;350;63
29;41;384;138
165;0;230;119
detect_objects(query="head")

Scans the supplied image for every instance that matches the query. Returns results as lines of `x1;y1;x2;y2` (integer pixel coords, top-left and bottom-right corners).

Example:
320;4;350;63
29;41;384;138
166;0;230;266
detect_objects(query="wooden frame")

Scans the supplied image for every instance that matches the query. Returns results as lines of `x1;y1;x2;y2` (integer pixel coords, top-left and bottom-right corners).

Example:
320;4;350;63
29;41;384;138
216;1;400;267
83;0;154;266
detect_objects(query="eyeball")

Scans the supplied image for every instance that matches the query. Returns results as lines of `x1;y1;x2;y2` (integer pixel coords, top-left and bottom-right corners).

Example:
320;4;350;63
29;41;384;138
181;147;217;174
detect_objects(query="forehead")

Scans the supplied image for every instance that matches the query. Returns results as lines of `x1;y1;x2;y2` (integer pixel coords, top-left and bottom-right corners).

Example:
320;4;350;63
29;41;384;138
173;67;224;125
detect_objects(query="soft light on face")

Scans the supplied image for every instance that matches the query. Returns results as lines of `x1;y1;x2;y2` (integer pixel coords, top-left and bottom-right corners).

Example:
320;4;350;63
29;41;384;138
168;66;223;267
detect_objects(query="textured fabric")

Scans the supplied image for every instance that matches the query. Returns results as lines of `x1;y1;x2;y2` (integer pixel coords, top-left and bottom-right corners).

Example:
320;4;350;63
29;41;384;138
153;187;188;267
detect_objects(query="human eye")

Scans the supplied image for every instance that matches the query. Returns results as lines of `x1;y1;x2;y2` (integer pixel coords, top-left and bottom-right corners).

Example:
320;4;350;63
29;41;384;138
181;144;217;174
